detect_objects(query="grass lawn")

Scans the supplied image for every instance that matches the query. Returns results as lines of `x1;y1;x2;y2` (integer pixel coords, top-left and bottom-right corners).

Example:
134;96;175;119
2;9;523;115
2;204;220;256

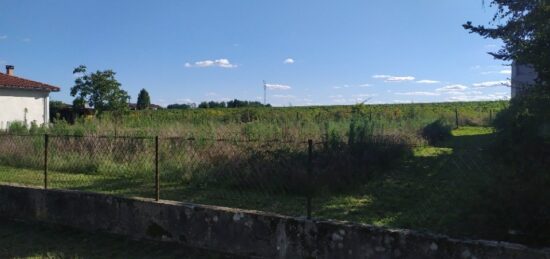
0;219;234;259
0;126;505;241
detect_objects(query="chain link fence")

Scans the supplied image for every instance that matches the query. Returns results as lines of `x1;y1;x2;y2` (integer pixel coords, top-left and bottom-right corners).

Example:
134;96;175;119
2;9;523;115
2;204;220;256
0;131;498;220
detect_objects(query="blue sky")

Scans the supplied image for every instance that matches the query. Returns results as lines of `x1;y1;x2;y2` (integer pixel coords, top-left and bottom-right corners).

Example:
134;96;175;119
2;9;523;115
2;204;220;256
0;0;511;107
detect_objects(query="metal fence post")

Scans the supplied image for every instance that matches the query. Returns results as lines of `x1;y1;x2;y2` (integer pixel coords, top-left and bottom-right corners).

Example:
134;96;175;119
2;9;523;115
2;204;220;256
455;108;459;129
307;139;313;220
44;134;49;189
155;136;160;201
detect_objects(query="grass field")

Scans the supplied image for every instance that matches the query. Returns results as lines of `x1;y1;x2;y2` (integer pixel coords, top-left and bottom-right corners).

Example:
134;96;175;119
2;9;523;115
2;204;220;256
0;126;508;242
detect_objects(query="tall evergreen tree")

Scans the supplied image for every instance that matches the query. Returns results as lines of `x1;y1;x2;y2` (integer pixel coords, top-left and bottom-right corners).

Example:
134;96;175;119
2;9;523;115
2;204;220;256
137;89;151;110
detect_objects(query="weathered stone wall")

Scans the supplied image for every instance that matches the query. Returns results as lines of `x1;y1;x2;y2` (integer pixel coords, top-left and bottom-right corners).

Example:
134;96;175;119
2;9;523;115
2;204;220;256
0;184;548;259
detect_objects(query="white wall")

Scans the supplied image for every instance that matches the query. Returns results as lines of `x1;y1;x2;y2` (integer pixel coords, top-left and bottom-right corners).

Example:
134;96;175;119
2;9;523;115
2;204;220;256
0;88;50;130
511;63;538;98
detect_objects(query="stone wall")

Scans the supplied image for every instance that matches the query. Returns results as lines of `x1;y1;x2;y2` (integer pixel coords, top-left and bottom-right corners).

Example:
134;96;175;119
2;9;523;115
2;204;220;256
0;184;548;258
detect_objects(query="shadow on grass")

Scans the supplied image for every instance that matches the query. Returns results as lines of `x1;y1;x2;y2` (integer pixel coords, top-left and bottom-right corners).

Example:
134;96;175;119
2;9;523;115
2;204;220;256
313;128;503;240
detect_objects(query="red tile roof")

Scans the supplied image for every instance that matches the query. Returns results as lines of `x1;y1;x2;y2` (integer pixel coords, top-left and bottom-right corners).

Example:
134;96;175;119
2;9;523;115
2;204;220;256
0;72;60;92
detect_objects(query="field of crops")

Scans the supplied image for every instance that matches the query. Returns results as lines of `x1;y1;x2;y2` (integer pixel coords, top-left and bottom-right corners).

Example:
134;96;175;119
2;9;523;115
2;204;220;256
46;101;508;141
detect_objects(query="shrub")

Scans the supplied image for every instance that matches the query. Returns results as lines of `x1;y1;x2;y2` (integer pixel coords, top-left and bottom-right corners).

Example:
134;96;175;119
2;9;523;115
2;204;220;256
7;121;28;134
421;119;452;145
470;85;550;246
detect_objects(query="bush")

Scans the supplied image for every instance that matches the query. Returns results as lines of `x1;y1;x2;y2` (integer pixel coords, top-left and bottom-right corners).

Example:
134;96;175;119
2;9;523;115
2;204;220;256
470;85;550;246
7;121;28;134
421;119;452;145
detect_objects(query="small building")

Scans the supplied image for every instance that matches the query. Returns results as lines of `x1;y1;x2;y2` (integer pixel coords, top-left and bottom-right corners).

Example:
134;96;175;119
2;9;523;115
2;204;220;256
0;65;60;129
511;62;538;98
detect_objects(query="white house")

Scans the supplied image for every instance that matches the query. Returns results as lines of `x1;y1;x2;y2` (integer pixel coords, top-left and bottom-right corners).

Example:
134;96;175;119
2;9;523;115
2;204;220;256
511;62;538;98
0;65;60;129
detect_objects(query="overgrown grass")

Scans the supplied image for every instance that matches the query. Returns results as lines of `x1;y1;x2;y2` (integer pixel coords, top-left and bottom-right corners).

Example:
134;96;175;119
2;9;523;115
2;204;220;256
1;126;526;246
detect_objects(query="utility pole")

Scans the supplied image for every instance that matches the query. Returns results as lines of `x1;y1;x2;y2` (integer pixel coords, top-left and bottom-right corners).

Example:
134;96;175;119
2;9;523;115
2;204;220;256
263;80;267;105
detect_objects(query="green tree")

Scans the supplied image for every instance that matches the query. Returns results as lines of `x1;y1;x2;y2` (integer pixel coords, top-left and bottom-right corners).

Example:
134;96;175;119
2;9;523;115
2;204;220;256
463;0;550;84
136;88;151;110
70;65;130;115
463;0;550;245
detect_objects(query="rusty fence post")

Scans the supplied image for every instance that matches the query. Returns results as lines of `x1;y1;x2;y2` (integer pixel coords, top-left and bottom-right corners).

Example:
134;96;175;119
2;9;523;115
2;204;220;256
44;134;49;189
455;108;459;129
155;136;160;201
307;139;313;220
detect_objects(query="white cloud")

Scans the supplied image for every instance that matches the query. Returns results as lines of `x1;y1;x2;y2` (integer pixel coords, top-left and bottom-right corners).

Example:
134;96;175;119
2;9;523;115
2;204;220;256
416;80;440;84
472;80;510;88
185;58;237;68
372;75;415;82
436;84;468;92
500;69;511;75
387;76;415;82
265;83;291;90
273;94;295;99
176;98;194;103
333;83;370;89
395;91;440;96
448;93;510;102
283;58;295;64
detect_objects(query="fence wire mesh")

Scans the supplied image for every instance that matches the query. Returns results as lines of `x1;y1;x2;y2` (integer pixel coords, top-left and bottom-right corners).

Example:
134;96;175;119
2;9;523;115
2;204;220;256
0;132;503;220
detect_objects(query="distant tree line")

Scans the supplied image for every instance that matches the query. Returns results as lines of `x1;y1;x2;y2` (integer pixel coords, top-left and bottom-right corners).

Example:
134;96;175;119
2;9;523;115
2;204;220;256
167;99;270;109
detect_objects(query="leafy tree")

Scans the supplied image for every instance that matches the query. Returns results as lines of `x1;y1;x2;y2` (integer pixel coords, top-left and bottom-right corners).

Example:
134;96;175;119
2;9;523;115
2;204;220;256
463;0;550;84
136;89;151;110
70;65;130;115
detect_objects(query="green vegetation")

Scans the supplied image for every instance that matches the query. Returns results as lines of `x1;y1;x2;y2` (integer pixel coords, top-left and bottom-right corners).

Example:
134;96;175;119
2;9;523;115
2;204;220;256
71;65;130;114
464;0;550;246
6;101;548;245
136;88;151;110
44;101;506;140
0;126;527;245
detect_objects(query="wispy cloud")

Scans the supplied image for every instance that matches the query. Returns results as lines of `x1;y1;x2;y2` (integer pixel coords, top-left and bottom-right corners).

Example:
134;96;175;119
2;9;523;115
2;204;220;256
448;93;510;102
176;98;194;103
185;59;237;68
472;80;510;88
265;83;291;90
372;75;415;82
416;80;440;84
0;35;7;40
481;69;511;75
395;91;440;96
436;84;468;92
333;83;371;89
273;94;296;99
283;58;295;64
